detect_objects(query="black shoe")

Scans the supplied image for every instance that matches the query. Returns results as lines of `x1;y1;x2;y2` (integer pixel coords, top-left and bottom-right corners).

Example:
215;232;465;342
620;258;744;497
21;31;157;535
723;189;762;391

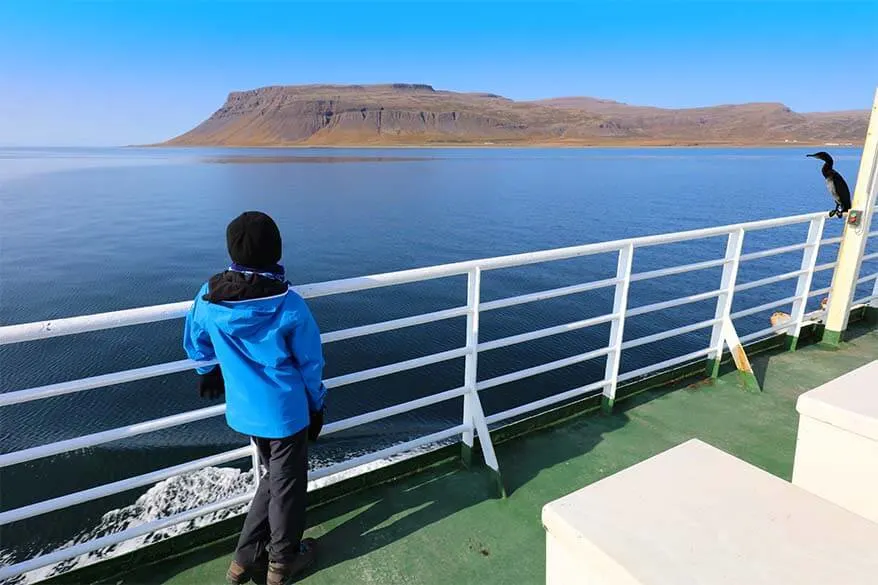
266;539;317;585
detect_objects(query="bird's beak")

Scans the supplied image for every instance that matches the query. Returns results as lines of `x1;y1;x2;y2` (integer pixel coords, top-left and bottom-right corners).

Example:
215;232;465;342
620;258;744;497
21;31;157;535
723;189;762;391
806;153;817;158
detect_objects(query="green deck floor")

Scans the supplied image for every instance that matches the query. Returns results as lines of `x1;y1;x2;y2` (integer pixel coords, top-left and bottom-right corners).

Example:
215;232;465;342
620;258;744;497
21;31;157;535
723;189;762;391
117;322;878;585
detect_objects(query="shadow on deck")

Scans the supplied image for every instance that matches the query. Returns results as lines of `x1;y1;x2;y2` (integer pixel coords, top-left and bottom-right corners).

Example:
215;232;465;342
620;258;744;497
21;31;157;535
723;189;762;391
105;320;877;585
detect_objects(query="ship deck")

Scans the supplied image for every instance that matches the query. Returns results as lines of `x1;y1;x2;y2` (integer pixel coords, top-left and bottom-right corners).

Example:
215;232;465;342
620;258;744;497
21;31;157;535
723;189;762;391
105;320;878;585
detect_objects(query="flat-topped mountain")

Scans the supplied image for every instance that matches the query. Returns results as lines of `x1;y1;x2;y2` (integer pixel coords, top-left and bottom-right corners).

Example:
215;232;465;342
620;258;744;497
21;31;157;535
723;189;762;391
163;84;868;146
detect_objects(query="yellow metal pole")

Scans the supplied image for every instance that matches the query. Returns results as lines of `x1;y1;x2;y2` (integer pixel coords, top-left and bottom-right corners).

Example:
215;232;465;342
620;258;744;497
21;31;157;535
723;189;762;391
823;87;878;345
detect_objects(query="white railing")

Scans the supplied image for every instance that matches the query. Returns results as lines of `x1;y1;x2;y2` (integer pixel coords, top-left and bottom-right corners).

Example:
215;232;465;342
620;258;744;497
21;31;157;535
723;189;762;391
1;210;877;582
854;229;878;307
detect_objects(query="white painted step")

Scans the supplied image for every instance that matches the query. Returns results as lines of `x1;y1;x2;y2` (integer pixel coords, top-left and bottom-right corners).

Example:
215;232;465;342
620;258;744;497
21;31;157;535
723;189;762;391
794;359;878;523
542;439;878;585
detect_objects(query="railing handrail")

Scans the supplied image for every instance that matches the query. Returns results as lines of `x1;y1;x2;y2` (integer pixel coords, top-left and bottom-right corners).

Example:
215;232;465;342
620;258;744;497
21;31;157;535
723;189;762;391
0;211;826;346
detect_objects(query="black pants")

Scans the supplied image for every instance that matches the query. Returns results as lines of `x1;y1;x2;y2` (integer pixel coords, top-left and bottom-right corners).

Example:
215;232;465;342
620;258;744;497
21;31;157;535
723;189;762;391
235;428;308;566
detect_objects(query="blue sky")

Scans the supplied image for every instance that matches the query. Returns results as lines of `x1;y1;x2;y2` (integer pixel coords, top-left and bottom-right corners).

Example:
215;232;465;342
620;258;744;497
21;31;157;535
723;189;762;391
1;0;876;146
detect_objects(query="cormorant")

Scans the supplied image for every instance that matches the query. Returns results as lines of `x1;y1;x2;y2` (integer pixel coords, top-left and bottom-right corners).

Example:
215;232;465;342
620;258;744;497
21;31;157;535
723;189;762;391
807;151;851;218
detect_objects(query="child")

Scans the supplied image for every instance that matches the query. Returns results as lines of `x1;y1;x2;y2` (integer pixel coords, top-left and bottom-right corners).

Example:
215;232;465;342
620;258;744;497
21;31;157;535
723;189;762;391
183;211;326;585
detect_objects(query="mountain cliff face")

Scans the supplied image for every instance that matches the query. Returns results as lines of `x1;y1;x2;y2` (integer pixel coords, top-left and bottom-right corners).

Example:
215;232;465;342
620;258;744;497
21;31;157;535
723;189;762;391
163;84;869;146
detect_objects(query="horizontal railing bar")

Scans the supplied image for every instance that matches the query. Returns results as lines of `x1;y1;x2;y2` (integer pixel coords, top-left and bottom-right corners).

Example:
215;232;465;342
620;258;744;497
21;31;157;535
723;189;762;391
477;346;612;391
0;301;193;346
1;421;471;576
625;289;723;318
739;242;809;262
808;286;832;298
617;348;713;383
739;321;793;344
0;359;216;408
0;391;467;523
320;306;468;344
730;295;799;319
623;213;822;241
3;373;464;474
853;294;878;305
861;252;878;262
857;272;878;284
485;380;606;425
0;446;252;527
324;347;468;389
0;212;827;344
620;318;720;351
309;425;467;482
814;261;838;272
870;230;878;238
820;236;843;245
477;313;618;353
322;387;467;436
0;405;226;468
479;277;620;313
296;252;621;301
734;269;806;293
0;492;255;582
297;213;822;299
628;258;728;282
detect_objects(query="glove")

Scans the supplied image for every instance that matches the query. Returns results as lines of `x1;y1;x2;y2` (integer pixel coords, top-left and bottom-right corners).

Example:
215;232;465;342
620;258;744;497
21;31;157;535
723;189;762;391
198;366;225;399
308;407;325;442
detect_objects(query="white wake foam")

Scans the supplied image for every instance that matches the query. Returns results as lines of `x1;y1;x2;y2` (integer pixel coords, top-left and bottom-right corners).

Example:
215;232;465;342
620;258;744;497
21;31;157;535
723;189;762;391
1;440;451;584
1;467;255;584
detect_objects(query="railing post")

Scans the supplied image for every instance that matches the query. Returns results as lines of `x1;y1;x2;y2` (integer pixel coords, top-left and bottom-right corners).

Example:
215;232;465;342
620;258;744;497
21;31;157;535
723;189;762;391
602;244;634;413
787;216;827;350
823;87;878;345
706;229;745;378
250;438;262;489
461;267;480;468
461;267;505;497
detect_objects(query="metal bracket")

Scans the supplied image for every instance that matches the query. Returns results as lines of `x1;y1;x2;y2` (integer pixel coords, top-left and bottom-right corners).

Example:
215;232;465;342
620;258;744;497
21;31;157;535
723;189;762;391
847;209;863;227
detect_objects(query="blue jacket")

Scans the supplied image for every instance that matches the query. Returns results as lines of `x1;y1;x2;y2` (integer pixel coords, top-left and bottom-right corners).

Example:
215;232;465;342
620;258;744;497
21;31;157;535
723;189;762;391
183;283;326;439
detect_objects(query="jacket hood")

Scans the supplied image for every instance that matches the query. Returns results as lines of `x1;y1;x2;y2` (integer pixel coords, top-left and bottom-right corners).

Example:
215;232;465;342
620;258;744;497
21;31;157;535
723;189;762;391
204;270;288;304
203;287;290;337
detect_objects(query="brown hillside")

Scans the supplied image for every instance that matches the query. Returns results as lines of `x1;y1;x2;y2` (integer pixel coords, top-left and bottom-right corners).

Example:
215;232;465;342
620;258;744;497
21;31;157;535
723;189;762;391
535;97;868;144
163;84;868;146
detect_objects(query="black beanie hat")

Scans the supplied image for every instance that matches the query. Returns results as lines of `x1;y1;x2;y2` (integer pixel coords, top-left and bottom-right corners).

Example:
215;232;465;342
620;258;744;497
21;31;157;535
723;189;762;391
226;211;282;270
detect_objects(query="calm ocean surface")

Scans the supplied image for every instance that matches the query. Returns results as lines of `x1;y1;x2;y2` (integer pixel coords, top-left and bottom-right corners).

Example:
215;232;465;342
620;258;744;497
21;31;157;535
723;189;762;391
1;146;874;567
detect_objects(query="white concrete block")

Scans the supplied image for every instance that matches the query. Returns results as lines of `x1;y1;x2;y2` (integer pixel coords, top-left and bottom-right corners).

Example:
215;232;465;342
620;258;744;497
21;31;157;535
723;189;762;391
793;360;878;522
542;439;878;585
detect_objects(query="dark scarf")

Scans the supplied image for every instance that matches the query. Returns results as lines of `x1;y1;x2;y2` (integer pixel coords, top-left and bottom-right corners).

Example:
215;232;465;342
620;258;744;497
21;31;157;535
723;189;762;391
203;263;289;303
